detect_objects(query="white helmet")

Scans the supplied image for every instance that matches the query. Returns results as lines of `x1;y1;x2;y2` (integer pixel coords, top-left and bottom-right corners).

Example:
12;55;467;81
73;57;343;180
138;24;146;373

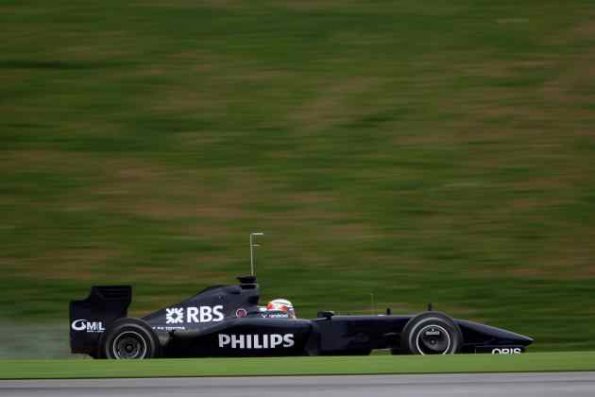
266;298;296;319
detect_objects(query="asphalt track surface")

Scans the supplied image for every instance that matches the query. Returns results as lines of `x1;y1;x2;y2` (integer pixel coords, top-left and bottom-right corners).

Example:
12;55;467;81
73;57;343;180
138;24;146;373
2;372;594;397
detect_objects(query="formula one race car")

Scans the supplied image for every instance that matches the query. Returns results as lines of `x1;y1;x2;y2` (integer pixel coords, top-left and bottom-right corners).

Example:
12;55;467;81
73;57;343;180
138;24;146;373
70;277;533;359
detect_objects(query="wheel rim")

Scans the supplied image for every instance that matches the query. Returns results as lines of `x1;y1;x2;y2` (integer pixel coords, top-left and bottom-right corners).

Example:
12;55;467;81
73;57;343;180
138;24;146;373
112;331;148;359
415;324;451;355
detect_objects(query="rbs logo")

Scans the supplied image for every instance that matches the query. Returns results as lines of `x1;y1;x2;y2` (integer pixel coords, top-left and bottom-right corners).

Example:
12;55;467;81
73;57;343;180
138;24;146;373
165;306;224;324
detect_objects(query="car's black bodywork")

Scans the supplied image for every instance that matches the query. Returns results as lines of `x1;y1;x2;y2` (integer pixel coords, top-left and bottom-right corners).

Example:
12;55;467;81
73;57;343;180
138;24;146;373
70;276;532;359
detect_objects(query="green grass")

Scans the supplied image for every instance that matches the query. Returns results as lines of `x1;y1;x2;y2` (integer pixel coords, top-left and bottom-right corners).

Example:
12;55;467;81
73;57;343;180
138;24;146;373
1;352;594;380
2;0;595;356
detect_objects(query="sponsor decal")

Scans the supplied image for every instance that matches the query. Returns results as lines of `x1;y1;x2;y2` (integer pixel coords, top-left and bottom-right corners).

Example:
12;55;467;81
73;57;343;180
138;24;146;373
491;347;522;355
218;333;295;349
165;305;224;325
71;319;105;333
235;308;248;318
153;325;186;331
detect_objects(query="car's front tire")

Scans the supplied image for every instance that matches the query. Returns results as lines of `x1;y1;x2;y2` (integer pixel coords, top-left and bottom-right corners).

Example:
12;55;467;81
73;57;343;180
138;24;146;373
398;312;462;355
100;318;160;359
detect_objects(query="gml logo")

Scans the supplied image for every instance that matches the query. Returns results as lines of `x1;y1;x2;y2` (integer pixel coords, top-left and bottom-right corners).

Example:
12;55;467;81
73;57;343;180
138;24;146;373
165;306;224;324
71;319;105;333
218;333;295;349
491;347;522;354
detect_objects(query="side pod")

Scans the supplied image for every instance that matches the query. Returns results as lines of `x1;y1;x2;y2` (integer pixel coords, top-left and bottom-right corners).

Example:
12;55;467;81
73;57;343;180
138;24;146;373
69;286;131;355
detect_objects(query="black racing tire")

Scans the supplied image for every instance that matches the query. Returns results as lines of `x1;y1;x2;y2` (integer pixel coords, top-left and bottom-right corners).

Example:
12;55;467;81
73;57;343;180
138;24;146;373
399;312;462;355
99;318;160;360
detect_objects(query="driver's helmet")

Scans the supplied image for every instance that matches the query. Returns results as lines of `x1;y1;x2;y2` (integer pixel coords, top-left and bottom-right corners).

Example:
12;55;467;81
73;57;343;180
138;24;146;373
266;298;296;319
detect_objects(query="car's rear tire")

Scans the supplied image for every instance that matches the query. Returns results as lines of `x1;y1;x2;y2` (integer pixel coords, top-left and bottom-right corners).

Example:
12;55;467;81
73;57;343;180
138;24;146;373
100;318;160;359
398;312;462;355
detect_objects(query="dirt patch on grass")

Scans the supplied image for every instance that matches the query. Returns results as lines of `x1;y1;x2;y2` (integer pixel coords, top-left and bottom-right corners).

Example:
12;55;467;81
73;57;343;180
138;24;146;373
4;148;379;246
541;15;595;105
574;17;595;38
150;88;217;115
279;0;360;11
291;77;384;132
3;148;257;233
1;149;94;174
509;262;595;280
325;223;381;240
533;232;595;278
12;248;117;281
131;267;230;283
91;159;259;222
474;231;595;280
135;0;246;10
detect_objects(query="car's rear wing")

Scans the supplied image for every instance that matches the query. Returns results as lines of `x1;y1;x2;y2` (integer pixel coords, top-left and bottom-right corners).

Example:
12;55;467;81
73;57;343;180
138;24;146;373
69;285;131;355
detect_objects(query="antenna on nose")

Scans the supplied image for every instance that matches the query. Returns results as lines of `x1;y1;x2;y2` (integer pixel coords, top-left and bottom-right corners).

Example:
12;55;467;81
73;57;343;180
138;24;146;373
250;232;264;276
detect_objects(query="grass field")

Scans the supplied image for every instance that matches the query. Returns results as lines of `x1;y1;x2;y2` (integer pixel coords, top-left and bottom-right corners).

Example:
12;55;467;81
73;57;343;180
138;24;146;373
1;352;594;380
1;0;595;356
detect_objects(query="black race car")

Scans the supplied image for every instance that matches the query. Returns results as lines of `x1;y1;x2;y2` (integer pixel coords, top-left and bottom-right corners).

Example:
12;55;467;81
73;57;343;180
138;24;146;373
70;276;532;359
